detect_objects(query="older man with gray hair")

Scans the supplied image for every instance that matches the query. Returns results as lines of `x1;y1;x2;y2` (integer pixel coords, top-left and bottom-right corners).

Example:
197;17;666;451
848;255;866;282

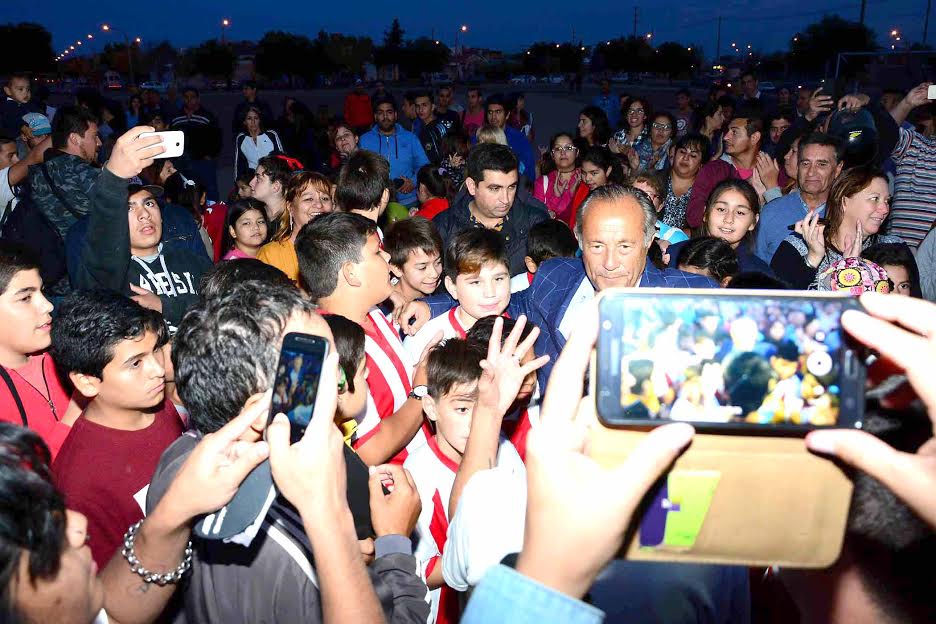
409;183;716;386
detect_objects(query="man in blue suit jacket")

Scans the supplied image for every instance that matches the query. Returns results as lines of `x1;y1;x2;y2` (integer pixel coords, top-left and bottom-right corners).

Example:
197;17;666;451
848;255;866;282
418;184;715;387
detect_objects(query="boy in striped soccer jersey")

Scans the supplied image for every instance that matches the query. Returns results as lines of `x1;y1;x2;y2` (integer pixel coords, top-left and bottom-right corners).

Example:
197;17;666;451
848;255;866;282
295;211;432;466
404;338;526;624
403;228;511;361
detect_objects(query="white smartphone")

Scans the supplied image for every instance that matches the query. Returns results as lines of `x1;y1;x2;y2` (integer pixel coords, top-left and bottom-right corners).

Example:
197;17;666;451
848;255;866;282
139;130;185;159
928;85;936;100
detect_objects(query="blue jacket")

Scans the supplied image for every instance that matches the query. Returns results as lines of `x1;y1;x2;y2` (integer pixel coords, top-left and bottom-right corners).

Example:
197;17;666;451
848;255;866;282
504;126;537;184
359;124;429;205
428;257;716;388
592;93;620;129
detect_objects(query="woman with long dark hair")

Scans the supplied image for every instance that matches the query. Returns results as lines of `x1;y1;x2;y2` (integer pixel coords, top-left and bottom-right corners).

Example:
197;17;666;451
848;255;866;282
234;106;284;184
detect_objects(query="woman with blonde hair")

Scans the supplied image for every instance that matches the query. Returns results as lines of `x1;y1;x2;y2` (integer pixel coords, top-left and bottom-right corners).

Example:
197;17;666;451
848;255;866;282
257;172;335;283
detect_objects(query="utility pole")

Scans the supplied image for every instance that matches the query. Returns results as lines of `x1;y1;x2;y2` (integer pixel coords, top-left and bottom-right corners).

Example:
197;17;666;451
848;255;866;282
715;15;722;63
925;0;932;45
633;7;639;39
859;0;866;24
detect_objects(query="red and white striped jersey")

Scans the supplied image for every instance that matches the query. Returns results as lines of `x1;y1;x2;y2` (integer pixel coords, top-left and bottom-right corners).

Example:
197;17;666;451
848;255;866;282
405;433;523;623
403;306;470;361
352;308;430;464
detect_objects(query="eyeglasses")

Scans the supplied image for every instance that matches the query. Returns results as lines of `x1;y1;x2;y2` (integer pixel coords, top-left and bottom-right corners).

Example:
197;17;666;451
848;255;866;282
552;145;578;154
628;108;645;115
652;122;672;130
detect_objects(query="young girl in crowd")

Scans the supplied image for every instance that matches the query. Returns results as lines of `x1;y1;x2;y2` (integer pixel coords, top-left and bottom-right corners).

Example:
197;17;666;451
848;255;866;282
862;242;922;297
675;237;741;287
414;164;451;220
667;179;773;275
221;198;269;260
569;145;626;229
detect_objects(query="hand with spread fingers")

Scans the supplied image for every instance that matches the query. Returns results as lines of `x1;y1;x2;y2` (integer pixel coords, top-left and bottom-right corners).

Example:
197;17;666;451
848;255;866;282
806;292;936;531
516;302;695;599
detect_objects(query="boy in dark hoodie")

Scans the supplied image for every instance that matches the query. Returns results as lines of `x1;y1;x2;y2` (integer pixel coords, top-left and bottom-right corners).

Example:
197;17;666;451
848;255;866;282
75;127;212;333
1;73;40;139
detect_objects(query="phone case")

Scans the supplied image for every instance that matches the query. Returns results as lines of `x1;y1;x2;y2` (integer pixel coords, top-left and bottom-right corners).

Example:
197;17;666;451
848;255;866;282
588;426;852;568
588;292;855;568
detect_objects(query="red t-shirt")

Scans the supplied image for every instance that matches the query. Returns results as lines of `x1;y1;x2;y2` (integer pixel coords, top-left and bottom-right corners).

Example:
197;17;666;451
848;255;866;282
0;353;73;460
203;202;229;262
52;401;184;567
415;197;449;221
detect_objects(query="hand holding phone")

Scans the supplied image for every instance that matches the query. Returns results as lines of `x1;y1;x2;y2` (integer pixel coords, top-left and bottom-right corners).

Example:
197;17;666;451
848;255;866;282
267;333;330;444
267;349;347;514
139;130;185;159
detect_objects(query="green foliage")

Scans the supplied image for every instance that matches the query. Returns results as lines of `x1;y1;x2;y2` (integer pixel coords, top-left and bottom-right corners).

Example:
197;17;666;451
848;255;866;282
256;31;326;81
789;15;876;74
522;42;585;74
653;42;700;78
182;40;236;79
0;22;55;74
594;37;655;73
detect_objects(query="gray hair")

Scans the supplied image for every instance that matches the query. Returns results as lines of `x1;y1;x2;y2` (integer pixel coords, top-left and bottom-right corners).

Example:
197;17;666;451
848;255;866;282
574;184;657;248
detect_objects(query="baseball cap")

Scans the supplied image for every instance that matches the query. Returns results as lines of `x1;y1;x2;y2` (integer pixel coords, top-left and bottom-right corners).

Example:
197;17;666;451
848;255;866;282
22;112;51;136
827;108;878;168
127;183;165;198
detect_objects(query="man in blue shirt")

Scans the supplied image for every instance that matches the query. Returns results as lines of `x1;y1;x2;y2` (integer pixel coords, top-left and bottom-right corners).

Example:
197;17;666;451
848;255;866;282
485;93;537;184
592;79;620;129
359;95;429;208
755;133;843;263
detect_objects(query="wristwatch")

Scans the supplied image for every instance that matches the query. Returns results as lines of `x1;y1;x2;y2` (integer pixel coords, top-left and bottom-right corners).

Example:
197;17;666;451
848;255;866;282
408;385;428;400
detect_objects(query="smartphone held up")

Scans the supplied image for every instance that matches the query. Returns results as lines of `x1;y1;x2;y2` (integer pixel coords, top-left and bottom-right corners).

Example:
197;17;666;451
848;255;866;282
595;289;866;434
268;333;330;444
139;130;185;159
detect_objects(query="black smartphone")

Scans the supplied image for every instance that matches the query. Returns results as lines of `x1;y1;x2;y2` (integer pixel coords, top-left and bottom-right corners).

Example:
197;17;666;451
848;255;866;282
595;289;865;434
268;333;330;444
787;218;828;231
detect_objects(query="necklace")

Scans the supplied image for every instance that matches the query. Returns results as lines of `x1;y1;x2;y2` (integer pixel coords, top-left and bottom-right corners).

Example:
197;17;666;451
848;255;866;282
10;359;58;421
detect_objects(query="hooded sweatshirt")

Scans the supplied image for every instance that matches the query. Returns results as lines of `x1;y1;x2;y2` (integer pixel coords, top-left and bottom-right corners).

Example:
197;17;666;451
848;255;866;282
359;124;430;205
74;168;211;333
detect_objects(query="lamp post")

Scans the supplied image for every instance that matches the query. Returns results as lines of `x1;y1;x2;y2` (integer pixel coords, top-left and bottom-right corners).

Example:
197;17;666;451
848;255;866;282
102;24;137;86
221;18;231;44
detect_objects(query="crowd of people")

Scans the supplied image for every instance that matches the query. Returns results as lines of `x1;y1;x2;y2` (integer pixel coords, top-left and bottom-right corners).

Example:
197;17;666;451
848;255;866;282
0;63;935;624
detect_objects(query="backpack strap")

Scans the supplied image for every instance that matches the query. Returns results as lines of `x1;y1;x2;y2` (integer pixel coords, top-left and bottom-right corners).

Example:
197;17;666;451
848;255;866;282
0;367;28;427
39;162;83;220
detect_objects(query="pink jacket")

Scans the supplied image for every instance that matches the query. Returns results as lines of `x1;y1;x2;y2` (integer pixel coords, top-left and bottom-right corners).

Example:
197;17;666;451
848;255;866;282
533;169;581;223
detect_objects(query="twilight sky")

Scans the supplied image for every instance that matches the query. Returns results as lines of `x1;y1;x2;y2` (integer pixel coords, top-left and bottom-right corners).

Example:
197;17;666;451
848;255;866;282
6;0;931;58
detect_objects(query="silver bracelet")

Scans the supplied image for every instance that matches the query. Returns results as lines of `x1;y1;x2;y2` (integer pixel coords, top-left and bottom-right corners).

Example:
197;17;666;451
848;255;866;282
121;520;193;586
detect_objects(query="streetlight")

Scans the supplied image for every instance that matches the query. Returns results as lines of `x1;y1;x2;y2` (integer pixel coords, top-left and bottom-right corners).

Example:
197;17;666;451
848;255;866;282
87;34;93;39
221;18;231;44
454;23;468;50
646;32;652;40
891;29;899;36
101;24;137;86
687;46;692;51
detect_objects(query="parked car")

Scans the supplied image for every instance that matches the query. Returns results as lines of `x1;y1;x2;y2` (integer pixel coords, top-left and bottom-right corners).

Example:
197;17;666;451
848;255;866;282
430;72;452;84
610;72;630;83
510;75;535;85
140;81;168;93
548;74;564;84
759;81;777;92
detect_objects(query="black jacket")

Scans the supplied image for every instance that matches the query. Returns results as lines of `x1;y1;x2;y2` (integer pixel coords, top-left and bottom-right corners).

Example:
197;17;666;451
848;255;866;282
432;186;549;277
74;168;211;333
